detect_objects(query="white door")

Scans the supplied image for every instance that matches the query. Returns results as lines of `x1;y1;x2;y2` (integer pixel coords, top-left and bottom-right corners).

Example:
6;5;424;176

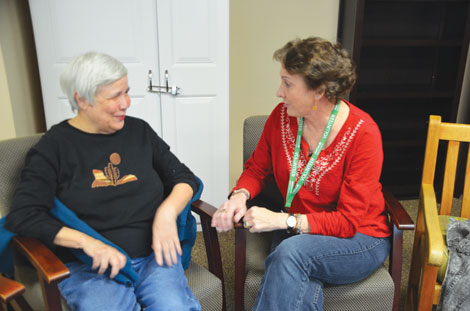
156;0;229;206
28;0;229;206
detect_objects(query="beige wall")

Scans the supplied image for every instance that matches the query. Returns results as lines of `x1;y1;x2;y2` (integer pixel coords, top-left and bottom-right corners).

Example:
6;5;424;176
0;46;16;140
457;45;470;124
0;0;45;139
229;0;340;187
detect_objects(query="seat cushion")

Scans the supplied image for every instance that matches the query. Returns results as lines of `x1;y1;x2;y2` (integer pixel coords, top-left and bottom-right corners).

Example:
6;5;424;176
244;265;394;311
437;215;468;282
185;260;223;311
322;266;394;311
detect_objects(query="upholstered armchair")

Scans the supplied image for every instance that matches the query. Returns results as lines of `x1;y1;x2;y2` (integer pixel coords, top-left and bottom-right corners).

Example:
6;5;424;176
234;115;415;311
0;134;226;311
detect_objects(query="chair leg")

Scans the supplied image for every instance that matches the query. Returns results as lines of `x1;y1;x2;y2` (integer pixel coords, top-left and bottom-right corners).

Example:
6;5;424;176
235;229;247;311
14;296;32;311
406;206;425;311
39;277;63;311
417;263;438;311
389;225;403;311
200;219;226;311
407;204;438;311
3;296;32;311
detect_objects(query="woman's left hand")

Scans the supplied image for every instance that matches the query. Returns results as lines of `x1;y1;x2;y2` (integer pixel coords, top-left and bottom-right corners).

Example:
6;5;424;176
152;207;182;267
243;206;286;233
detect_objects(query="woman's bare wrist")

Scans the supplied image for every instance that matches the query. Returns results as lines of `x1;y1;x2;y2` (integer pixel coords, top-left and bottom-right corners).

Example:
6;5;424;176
230;188;250;201
229;192;248;204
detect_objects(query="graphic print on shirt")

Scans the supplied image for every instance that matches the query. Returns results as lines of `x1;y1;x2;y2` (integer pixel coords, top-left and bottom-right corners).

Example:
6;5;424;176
280;104;363;195
91;152;138;188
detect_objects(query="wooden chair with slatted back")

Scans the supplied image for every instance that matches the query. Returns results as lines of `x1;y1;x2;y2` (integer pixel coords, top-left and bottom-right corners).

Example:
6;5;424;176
406;115;470;311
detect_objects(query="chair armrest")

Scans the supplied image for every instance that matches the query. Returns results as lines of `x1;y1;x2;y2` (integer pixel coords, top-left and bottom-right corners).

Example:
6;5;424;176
0;275;25;304
383;189;415;230
190;200;222;273
421;184;445;266
12;236;69;284
190;199;217;220
383;189;415;311
190;200;226;294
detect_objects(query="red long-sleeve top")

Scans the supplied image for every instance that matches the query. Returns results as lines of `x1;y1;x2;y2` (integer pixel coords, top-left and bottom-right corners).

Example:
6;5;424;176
235;101;391;238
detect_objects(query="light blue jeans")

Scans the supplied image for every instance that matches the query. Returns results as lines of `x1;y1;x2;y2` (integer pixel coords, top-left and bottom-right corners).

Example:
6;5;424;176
58;253;201;311
253;231;391;311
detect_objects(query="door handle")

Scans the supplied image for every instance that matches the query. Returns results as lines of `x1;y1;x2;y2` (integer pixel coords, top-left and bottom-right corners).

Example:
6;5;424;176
147;70;180;96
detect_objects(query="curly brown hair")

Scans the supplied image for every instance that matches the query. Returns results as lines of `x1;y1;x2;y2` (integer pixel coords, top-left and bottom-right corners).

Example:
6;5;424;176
273;37;356;102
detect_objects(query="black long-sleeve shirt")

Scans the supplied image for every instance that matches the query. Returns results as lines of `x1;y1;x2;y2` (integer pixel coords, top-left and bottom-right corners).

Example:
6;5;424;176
5;116;198;260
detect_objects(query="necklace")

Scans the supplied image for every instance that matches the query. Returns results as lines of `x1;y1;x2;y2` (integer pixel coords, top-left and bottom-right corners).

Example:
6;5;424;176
285;102;340;210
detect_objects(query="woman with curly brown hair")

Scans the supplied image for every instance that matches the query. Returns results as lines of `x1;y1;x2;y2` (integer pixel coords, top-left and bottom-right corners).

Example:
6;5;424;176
212;37;391;310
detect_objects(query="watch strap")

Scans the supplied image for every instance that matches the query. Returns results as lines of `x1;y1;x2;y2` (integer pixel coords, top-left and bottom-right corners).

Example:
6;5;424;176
286;213;296;234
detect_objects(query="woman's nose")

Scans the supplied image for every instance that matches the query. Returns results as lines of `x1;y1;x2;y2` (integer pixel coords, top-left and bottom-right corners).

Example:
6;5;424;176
276;86;284;98
120;94;131;109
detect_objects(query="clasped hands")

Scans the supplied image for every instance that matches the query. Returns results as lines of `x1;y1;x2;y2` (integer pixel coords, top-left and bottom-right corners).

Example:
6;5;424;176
211;193;284;233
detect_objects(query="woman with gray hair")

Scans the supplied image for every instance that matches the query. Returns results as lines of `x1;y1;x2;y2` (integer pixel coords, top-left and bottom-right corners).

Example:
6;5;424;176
212;37;391;310
6;52;201;310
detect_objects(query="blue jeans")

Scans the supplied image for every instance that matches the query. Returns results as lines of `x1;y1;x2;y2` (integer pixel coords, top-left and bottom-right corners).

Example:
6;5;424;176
58;253;201;311
253;231;391;311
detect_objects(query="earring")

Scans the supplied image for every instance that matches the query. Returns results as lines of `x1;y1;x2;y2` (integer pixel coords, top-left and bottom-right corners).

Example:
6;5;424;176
312;102;317;111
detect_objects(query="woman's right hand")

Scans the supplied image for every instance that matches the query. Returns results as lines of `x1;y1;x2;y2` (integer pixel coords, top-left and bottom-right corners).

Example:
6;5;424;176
54;227;126;279
82;238;127;279
211;191;248;231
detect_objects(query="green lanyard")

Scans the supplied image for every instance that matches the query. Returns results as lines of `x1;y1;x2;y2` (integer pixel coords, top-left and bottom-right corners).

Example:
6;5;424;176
285;102;340;209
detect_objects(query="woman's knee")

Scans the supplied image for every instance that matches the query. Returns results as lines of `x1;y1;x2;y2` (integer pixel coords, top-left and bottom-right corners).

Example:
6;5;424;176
139;288;200;311
60;278;139;311
267;236;306;268
136;258;200;311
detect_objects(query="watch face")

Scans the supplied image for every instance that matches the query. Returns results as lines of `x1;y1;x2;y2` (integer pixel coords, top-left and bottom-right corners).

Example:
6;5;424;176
287;215;296;227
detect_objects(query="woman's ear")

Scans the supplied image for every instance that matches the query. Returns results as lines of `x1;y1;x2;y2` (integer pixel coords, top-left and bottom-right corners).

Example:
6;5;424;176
314;87;326;100
74;92;89;110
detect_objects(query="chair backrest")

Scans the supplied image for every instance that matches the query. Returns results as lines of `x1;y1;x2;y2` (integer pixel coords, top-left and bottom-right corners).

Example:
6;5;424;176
0;134;42;217
422;115;470;218
243;116;268;164
243;116;284;211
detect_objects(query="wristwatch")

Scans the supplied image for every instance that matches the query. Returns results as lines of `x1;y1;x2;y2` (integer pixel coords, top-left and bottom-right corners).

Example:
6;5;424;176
286;213;296;234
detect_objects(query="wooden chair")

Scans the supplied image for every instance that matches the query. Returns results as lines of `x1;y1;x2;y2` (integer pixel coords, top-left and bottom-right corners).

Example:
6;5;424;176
0;134;226;311
235;115;415;311
406;115;470;311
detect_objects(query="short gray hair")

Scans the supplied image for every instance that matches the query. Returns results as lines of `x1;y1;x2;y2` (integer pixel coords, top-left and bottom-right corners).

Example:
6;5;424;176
60;52;128;112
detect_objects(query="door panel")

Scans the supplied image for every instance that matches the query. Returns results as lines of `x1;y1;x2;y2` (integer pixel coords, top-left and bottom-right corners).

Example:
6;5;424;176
157;0;229;205
28;0;162;134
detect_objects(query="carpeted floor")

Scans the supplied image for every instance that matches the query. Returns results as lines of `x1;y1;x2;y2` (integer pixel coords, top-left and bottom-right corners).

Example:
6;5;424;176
191;199;421;311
